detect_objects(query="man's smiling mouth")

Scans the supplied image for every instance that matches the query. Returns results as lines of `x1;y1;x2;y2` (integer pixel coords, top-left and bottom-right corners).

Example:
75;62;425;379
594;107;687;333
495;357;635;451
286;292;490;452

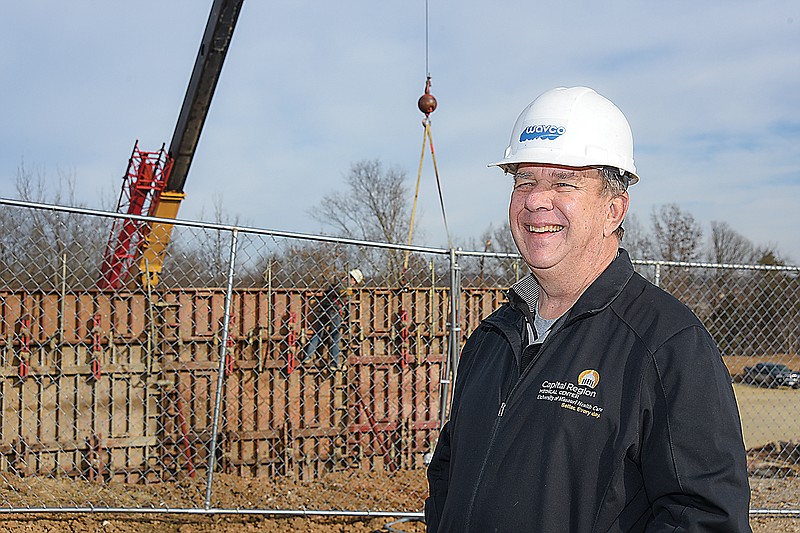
527;224;564;234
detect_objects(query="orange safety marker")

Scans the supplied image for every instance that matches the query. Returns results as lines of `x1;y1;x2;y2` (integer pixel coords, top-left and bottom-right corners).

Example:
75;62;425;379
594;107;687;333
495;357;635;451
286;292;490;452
18;318;31;379
90;314;103;380
286;311;297;375
399;308;412;368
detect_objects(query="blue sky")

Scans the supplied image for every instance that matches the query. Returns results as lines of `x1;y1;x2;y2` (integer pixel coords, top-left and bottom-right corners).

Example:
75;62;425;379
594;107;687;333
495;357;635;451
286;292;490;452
2;1;799;264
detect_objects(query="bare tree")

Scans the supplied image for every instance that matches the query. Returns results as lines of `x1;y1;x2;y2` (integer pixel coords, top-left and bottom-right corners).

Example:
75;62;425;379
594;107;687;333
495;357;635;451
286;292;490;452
460;221;523;287
311;159;412;281
754;246;786;266
650;203;703;262
314;159;410;243
482;221;517;255
707;221;756;265
705;222;756;328
1;164;107;291
621;213;655;260
264;240;353;288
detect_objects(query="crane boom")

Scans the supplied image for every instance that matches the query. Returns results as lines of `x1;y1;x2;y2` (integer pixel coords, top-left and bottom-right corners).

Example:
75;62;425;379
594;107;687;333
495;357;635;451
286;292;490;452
138;0;245;287
166;0;244;193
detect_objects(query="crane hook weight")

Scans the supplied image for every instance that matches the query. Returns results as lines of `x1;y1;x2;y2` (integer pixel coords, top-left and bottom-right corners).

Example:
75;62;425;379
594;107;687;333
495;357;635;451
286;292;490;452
417;76;437;116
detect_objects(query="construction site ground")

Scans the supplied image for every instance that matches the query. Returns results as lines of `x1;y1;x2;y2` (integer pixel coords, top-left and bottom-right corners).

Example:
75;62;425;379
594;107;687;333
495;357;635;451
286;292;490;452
0;515;795;533
0;464;798;531
0;486;798;532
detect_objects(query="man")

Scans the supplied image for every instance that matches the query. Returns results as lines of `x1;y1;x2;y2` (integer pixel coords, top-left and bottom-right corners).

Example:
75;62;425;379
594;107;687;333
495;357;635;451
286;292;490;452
304;268;363;370
425;87;751;532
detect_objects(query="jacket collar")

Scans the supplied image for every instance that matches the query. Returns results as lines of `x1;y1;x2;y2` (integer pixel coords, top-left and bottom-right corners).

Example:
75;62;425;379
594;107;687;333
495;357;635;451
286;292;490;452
483;302;528;361
561;248;635;324
488;248;635;340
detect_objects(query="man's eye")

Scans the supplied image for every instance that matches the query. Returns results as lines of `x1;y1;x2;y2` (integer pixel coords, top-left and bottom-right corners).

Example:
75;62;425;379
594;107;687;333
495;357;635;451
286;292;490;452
514;181;535;191
556;182;576;189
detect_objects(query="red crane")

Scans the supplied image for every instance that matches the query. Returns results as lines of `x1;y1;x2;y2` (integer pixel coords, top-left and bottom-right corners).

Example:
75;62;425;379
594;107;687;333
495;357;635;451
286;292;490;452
99;0;244;290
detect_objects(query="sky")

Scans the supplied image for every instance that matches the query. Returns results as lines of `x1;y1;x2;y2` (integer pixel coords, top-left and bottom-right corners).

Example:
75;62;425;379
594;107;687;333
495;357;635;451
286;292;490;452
2;1;799;264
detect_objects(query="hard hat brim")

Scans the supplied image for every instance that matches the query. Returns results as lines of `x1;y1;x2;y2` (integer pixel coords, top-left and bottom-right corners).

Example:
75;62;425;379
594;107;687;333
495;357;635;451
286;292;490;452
488;159;639;186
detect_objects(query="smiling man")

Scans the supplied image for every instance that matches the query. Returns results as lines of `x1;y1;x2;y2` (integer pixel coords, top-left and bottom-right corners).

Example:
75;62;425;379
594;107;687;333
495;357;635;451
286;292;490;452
425;87;752;532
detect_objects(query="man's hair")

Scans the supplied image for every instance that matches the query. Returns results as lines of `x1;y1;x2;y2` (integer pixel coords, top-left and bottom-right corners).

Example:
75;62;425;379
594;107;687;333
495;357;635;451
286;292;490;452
598;167;629;241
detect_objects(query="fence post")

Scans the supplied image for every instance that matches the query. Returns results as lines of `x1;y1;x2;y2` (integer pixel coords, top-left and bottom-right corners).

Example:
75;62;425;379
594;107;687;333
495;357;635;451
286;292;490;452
204;228;239;510
439;248;462;426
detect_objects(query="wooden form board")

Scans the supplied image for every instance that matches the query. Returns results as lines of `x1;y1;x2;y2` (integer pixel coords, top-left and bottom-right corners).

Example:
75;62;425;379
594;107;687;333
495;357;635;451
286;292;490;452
0;286;504;481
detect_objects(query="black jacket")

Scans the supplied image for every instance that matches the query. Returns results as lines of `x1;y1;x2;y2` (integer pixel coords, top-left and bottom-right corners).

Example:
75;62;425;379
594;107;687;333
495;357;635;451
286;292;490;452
425;250;751;532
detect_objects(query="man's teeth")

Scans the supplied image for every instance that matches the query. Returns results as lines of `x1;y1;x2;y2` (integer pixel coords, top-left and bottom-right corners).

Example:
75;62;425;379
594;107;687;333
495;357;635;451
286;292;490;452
527;225;563;233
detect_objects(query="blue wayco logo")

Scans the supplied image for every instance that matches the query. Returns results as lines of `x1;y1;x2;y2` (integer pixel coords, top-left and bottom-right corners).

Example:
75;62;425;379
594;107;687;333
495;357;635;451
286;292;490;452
519;124;566;142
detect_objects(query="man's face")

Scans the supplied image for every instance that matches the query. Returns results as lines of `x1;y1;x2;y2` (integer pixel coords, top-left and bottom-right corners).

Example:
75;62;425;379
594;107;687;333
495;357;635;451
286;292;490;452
508;164;627;274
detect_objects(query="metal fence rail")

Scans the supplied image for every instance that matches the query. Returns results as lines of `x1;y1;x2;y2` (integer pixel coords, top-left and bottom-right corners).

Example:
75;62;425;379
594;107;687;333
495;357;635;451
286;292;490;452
0;198;799;516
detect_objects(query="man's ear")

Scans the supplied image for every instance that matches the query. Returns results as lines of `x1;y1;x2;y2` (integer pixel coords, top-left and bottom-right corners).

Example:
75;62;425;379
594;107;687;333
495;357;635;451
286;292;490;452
605;192;629;237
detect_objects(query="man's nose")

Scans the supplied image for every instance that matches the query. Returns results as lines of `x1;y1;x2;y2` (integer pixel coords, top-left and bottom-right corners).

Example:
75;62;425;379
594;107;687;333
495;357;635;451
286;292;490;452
523;187;553;211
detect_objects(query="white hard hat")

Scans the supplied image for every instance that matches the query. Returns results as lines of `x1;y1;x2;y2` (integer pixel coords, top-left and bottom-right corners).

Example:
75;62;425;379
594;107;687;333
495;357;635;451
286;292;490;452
348;268;364;284
489;86;638;185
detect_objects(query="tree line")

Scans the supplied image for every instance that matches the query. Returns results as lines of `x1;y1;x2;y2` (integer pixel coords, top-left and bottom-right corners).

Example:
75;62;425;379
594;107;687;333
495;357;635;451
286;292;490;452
1;159;793;291
2;160;797;358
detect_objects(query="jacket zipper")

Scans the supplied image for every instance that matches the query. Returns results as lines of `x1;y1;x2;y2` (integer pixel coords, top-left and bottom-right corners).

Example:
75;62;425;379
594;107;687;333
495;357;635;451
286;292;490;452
463;325;563;529
498;328;557;417
464;401;505;531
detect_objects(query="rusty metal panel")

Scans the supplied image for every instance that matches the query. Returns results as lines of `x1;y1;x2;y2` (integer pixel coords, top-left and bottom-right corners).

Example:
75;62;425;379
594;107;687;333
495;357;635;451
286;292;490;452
462;287;507;338
0;286;457;482
37;293;60;340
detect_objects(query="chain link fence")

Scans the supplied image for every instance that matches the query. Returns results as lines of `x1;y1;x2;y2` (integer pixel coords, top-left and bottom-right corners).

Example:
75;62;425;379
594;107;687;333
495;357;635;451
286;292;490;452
0;198;798;516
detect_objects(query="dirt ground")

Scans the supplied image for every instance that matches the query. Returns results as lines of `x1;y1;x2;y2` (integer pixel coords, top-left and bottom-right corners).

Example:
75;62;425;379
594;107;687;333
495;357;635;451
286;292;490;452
0;476;798;532
0;511;798;532
0;514;426;532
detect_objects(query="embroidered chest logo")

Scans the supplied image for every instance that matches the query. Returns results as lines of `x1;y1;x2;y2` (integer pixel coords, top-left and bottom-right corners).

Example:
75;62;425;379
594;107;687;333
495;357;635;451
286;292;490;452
536;369;604;420
578;369;600;388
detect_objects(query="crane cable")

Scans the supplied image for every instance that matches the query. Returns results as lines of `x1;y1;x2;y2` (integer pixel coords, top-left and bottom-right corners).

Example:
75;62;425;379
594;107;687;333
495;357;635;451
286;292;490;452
404;0;452;270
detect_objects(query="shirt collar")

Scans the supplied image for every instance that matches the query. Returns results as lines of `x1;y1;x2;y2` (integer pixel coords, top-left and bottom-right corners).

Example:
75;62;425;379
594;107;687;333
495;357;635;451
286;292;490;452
509;273;539;318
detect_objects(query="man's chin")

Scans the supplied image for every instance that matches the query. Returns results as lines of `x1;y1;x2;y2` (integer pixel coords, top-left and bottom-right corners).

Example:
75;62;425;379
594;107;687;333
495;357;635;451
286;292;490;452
519;244;562;267
523;256;561;273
